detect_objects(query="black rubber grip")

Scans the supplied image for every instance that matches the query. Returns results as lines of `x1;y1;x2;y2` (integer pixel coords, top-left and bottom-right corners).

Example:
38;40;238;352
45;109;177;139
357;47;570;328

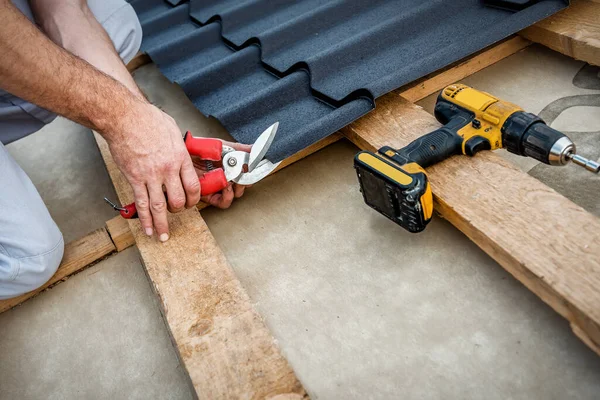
521;123;567;164
502;111;567;164
392;127;464;168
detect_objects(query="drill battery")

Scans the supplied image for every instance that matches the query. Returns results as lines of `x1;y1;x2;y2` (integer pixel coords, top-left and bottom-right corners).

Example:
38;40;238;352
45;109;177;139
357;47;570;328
354;151;432;233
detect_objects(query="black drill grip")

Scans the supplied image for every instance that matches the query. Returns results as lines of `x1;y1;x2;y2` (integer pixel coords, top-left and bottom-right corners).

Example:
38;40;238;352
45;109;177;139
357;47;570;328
385;127;464;168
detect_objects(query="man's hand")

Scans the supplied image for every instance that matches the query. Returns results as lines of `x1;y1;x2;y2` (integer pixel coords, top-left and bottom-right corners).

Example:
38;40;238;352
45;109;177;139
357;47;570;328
191;140;253;209
0;1;252;242
105;102;200;242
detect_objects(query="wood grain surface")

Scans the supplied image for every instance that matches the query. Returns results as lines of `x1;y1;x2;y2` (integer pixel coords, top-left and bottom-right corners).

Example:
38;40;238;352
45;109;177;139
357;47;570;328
94;132;307;399
398;36;531;102
105;215;135;252
520;0;600;66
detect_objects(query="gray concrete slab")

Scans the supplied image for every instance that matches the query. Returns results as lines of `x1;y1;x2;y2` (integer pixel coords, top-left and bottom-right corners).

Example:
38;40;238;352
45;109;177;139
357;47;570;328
0;248;193;400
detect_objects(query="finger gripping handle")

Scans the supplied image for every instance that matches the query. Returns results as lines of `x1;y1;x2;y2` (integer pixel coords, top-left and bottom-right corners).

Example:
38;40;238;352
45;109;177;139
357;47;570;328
184;132;222;160
395;127;463;168
200;169;228;195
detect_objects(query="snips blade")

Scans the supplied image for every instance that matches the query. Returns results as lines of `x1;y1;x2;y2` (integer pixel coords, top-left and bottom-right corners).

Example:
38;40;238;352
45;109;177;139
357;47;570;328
247;122;278;172
236;158;281;185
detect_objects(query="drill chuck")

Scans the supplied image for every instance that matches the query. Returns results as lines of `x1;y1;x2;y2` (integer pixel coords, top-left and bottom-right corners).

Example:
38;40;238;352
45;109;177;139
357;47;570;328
502;112;566;165
503;112;599;173
548;136;574;166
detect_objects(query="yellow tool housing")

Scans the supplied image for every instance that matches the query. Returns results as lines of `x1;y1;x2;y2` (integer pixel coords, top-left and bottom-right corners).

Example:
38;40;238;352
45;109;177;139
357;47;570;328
355;83;578;233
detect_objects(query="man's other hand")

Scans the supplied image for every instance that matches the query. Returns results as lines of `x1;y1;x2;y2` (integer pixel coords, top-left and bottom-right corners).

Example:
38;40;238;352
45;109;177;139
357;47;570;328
192;140;253;209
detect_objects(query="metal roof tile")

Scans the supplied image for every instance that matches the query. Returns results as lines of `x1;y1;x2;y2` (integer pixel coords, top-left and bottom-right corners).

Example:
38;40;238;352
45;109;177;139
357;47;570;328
129;0;567;160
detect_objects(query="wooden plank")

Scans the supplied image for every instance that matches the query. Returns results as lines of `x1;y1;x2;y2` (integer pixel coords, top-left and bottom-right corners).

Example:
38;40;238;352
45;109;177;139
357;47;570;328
398;36;531;102
342;93;600;355
93;132;307;399
520;0;600;66
0;228;116;313
106;215;135;252
126;51;151;72
275;132;343;171
572;323;600;357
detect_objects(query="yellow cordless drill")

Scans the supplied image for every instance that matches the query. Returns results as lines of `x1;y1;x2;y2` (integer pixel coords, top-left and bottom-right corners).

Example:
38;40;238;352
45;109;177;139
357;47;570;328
354;84;600;233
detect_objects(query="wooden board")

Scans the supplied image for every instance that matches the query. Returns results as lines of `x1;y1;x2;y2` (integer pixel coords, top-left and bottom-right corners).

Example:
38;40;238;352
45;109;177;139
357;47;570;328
342;94;600;356
127;52;151;72
94;132;307;399
520;0;600;66
397;36;530;102
0;228;116;313
106;215;135;252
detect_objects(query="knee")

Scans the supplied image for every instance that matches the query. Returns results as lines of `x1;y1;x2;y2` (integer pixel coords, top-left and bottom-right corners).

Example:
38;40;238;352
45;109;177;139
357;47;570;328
15;235;64;294
0;229;64;300
92;1;143;64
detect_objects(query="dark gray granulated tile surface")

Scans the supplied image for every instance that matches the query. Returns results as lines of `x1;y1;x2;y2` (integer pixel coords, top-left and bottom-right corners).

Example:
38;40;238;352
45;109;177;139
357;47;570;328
127;0;567;161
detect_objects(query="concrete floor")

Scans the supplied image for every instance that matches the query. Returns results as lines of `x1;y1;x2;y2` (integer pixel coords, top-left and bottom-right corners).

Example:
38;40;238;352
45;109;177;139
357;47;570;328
1;44;599;399
0;248;192;399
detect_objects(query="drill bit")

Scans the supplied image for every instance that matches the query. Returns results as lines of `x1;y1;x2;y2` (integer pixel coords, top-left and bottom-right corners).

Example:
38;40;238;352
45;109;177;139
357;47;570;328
566;152;600;173
104;197;127;211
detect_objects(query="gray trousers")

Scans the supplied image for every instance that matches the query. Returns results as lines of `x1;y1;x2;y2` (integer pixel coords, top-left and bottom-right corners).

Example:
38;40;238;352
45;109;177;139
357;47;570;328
0;0;142;299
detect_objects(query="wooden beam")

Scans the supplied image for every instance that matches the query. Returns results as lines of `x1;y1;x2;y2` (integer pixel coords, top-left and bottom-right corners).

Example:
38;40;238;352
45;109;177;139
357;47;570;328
93;133;307;399
106;215;135;252
342;93;600;356
397;36;531;102
0;227;116;313
127;51;151;72
520;0;600;66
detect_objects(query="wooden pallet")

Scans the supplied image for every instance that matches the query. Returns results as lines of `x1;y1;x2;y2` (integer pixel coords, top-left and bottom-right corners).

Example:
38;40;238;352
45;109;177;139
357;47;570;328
3;4;599;397
95;36;542;399
106;30;600;398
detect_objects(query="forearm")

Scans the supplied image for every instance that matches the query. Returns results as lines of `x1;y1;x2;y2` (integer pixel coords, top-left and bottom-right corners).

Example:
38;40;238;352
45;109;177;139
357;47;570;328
0;0;142;140
3;0;210;238
29;0;144;99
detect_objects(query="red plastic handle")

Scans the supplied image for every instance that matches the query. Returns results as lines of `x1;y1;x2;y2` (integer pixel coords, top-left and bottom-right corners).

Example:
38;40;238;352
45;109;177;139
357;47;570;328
120;202;138;219
200;168;228;195
184;131;222;160
117;169;228;220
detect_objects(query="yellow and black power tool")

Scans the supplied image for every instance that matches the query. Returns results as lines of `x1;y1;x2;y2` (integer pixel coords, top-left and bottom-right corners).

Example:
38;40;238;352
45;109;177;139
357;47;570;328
354;84;600;233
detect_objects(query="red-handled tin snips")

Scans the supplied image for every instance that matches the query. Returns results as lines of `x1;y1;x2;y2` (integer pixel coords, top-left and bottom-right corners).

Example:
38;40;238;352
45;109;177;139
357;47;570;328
105;122;281;219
